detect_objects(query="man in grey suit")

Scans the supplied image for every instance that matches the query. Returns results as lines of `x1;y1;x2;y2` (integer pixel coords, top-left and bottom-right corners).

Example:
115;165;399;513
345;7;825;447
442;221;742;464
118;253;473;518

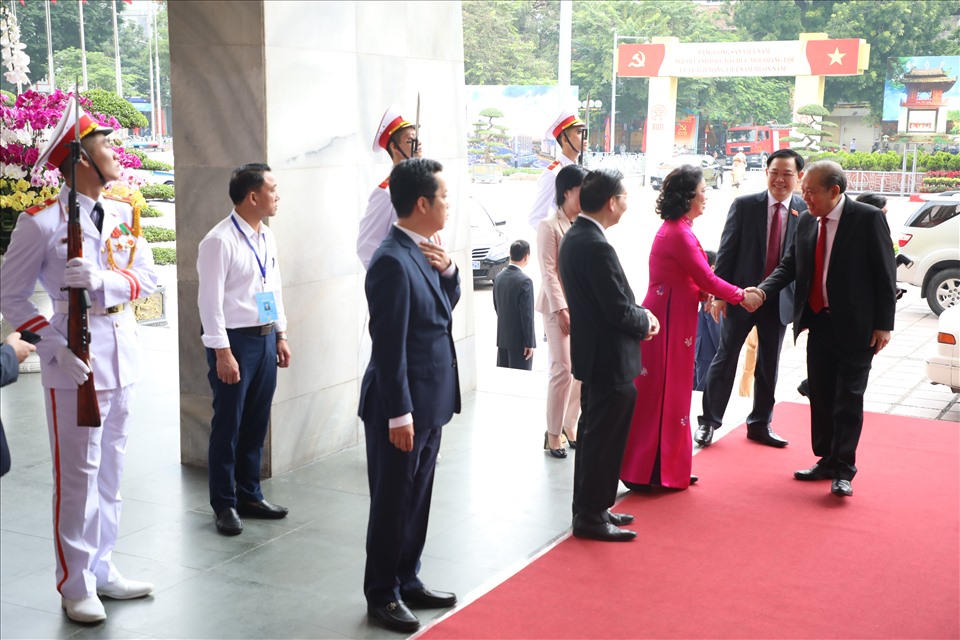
753;161;896;497
695;149;807;449
492;240;536;370
558;168;658;542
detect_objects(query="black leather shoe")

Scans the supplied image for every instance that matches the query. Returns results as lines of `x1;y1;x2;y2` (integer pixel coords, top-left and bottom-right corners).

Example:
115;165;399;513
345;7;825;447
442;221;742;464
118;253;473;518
689;475;699;485
572;516;637;541
237;499;288;519
562;428;577;449
694;424;715;447
794;464;832;481
215;507;243;536
400;586;457;609
605;511;634;526
831;479;853;497
746;427;788;448
797;379;810;397
368;601;420;632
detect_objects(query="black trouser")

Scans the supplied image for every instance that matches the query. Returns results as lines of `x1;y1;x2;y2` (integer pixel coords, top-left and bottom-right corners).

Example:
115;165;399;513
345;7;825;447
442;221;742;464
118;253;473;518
573;381;637;521
805;309;874;481
699;302;786;431
363;420;441;606
497;347;532;370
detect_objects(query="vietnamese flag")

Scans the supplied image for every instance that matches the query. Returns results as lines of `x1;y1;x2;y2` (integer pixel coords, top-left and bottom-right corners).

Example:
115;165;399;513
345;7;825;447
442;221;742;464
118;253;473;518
805;39;861;76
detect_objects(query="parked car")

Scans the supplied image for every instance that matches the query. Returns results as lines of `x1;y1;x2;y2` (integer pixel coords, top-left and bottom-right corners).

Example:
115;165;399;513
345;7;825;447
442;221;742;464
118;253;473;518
470;197;509;284
650;154;723;190
925;304;960;393
895;192;960;315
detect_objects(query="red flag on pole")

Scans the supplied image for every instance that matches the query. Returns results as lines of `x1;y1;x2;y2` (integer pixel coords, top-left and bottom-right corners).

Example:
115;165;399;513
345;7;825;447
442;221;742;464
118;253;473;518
122;0;133;4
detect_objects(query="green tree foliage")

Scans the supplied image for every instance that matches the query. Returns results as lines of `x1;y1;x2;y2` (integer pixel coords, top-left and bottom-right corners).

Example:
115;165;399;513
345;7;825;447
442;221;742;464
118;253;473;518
463;0;557;84
82;88;148;129
784;104;838;155
53;47;118;92
469;108;512;164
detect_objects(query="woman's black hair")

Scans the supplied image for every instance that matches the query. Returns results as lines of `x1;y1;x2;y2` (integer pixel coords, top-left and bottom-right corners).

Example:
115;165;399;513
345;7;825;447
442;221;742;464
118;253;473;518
655;165;702;220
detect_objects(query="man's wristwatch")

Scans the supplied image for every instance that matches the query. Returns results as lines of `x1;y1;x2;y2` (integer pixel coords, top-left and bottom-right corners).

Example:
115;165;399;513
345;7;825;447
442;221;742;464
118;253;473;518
276;332;287;341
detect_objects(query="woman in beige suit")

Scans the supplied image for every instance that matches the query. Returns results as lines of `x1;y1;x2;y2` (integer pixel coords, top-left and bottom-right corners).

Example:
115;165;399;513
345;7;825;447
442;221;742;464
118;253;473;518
536;164;587;458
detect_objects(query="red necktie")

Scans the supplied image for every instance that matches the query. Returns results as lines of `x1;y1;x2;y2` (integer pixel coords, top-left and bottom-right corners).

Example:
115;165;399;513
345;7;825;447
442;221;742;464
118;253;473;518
808;216;828;313
763;203;782;278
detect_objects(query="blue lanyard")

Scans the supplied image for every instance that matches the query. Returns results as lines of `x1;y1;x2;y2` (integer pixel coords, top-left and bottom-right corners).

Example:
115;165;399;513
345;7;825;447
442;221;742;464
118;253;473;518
231;214;267;285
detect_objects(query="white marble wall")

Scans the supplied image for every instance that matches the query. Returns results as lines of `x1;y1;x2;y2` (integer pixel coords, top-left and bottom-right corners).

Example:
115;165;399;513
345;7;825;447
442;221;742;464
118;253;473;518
169;1;472;475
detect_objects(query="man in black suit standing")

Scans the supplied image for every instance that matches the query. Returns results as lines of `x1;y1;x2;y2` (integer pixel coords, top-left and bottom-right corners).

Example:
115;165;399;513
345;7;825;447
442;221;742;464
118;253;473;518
493;240;536;370
695;149;807;449
359;158;461;632
559;168;658;542
753;161;896;497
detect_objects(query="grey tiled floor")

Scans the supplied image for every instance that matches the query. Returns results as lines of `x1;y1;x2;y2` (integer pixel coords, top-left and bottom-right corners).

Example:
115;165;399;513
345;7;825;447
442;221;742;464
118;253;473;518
1;287;957;639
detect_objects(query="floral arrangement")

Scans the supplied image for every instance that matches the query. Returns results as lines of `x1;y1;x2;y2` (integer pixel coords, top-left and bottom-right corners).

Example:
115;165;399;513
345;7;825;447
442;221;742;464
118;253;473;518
1;89;143;253
0;5;30;86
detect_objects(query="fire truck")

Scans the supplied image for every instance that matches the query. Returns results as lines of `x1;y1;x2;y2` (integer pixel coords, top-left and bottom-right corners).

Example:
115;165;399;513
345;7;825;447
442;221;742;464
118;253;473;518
725;124;793;169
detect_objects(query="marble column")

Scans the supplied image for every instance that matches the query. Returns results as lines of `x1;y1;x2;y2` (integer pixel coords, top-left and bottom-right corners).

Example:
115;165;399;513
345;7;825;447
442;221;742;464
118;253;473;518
168;0;473;476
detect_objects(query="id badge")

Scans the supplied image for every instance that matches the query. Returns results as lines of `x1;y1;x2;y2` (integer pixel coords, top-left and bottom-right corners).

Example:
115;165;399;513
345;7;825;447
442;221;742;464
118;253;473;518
256;291;279;323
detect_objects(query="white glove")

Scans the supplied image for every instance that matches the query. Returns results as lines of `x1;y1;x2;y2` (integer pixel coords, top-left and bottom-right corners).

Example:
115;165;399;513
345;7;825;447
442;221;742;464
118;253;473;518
64;257;103;291
55;346;91;385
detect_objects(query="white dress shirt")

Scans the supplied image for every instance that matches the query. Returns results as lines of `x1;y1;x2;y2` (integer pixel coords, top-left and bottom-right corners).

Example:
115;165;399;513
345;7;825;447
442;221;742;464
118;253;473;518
197;210;287;349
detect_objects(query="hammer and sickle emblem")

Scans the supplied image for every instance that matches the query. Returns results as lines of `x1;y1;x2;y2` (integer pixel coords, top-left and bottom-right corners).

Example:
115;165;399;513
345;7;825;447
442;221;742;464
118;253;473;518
628;51;645;68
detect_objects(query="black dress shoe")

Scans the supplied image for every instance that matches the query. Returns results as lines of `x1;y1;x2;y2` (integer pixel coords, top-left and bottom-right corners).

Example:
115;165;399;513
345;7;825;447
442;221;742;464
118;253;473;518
215;507;243;536
689;475;699;485
572;516;637;541
746;427;788;448
622;480;653;493
400;586;457;609
797;379;810;397
694;424;715;447
368;601;420;632
831;479;853;497
562;428;577;449
544;432;567;458
237;499;289;519
605;511;634;526
794;464;832;481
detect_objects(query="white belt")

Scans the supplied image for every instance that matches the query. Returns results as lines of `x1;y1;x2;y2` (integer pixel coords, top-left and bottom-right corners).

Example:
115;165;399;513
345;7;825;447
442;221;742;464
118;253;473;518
53;299;127;316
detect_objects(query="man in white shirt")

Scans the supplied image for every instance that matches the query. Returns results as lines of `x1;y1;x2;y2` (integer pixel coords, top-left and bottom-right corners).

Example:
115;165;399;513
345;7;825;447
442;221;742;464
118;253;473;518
197;163;292;536
528;110;585;229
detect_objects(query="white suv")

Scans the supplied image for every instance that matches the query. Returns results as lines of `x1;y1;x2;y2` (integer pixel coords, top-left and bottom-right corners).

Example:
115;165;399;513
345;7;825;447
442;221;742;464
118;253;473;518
896;192;960;315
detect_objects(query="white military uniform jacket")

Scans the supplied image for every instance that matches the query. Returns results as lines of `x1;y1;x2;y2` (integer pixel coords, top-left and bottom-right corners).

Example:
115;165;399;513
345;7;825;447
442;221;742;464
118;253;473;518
0;187;158;390
357;176;394;270
527;155;575;230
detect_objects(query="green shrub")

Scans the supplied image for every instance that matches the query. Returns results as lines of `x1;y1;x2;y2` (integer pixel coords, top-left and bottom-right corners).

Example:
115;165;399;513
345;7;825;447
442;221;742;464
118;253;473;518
82;88;149;129
142;225;176;243
140;158;174;171
140;205;163;218
0;89;14;104
139;183;175;200
152;247;177;265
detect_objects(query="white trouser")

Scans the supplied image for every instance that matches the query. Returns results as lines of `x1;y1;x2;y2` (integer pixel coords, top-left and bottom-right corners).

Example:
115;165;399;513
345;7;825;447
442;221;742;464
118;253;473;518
544;313;581;437
44;385;133;600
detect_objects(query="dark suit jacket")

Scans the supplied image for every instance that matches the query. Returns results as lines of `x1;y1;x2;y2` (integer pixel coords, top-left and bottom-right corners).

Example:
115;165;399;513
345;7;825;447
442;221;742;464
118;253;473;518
759;197;897;348
359;226;461;430
0;343;17;476
715;190;805;325
492;265;535;350
558;217;650;385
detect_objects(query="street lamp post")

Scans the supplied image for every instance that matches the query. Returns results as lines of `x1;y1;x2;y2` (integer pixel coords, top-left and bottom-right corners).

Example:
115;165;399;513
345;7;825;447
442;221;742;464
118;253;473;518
579;98;603;153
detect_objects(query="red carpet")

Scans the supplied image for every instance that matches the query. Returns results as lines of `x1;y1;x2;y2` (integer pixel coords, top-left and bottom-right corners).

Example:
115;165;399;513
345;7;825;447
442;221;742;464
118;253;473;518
421;403;959;639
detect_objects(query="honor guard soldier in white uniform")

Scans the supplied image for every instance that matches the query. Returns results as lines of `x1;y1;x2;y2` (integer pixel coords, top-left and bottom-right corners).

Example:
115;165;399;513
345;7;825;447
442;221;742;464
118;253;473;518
0;97;159;623
527;110;586;229
357;104;441;269
197;163;292;537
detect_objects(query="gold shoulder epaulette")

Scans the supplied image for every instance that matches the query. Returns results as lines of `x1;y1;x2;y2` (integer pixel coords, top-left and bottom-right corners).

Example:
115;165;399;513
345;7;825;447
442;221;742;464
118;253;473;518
103;192;133;204
25;197;57;216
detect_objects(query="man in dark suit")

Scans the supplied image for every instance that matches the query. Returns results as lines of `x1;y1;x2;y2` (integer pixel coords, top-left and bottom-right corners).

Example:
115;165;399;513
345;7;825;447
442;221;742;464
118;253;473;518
1;332;37;476
695;149;808;449
359;158;461;632
493;240;536;370
753;161;896;497
558;168;658;542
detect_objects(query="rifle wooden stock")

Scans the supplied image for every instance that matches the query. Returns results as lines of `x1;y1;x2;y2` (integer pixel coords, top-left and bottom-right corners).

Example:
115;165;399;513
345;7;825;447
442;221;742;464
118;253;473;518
66;177;101;428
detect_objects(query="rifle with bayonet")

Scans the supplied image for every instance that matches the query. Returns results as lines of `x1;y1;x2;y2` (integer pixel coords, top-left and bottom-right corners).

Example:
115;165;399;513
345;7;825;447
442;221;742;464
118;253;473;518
65;93;101;427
